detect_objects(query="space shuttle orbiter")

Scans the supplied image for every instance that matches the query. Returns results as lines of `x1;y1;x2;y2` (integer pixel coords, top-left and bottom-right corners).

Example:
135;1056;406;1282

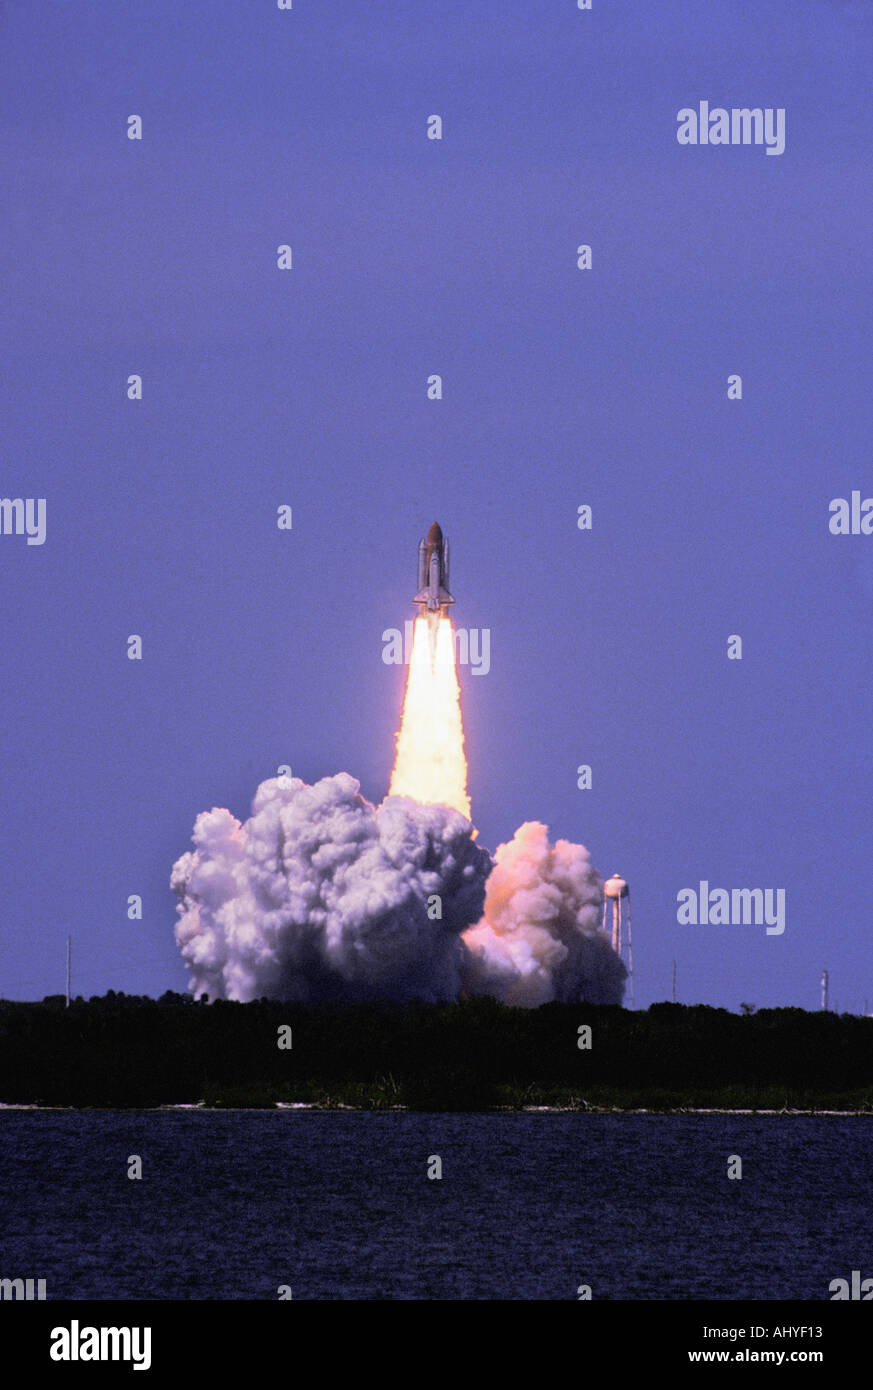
414;521;454;615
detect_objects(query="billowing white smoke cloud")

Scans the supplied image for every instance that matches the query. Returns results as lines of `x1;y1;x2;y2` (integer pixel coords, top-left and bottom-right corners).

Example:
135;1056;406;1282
171;773;491;1003
460;822;627;1006
171;774;626;1007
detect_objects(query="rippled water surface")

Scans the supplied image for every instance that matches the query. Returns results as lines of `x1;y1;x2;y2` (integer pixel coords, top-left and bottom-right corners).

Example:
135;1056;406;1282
1;1111;870;1299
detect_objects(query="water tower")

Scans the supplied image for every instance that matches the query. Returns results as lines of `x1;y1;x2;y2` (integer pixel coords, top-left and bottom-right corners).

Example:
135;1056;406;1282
602;873;633;1007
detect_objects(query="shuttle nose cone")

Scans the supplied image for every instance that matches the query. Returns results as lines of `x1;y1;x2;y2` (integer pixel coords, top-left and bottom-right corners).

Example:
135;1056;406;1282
427;521;443;546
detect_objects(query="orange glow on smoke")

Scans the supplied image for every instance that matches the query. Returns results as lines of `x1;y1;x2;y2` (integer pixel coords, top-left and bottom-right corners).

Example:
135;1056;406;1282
388;615;471;820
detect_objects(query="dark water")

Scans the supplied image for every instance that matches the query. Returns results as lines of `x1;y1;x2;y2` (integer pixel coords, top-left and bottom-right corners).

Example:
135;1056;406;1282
1;1111;870;1300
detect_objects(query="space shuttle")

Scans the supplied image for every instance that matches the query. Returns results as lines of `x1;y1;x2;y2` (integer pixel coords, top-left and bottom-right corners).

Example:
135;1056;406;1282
414;521;454;615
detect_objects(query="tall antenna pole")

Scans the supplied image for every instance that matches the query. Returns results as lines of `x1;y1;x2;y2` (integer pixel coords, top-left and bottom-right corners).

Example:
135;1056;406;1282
626;894;633;1010
820;969;828;1013
66;935;71;1008
672;959;677;1004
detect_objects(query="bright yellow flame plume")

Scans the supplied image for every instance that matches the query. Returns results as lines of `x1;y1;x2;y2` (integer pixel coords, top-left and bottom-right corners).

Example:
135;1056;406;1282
388;615;471;820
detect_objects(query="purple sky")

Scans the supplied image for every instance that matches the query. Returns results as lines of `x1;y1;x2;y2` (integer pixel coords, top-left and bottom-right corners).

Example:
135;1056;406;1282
2;0;872;1010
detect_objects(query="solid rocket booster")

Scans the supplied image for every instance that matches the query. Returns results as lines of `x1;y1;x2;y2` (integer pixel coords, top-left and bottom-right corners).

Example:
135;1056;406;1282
414;521;454;615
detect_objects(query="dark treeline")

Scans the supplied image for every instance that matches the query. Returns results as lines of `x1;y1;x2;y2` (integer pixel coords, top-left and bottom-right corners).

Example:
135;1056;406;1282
1;993;872;1110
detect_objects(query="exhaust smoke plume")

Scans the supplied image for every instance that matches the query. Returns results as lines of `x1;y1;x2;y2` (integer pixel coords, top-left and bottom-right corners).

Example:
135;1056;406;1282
461;822;627;1006
171;773;491;1003
172;775;627;1007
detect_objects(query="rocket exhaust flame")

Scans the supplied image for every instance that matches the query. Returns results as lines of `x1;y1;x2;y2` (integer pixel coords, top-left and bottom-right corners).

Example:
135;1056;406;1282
389;522;470;819
388;614;471;820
